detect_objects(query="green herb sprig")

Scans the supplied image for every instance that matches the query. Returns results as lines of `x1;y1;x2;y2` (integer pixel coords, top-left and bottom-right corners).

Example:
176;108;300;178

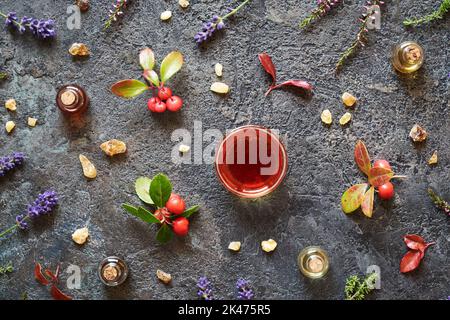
336;0;385;73
0;262;13;275
0;71;7;80
403;0;450;26
345;272;378;300
428;188;450;216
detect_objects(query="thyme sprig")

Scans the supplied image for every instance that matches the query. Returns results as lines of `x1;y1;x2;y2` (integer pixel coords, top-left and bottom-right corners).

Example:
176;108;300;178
0;71;7;80
0;262;13;275
428;188;450;216
403;0;450;26
345;272;378;300
335;0;385;73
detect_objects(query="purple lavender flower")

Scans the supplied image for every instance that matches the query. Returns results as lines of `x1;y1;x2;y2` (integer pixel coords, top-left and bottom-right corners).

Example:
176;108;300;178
0;190;58;238
2;11;56;39
194;0;251;44
15;190;58;229
0;152;24;177
236;278;254;300
197;276;214;300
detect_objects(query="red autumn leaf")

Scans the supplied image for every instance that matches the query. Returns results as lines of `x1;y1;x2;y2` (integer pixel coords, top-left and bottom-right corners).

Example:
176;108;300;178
404;234;426;251
45;269;58;283
34;262;50;286
400;250;422;273
258;53;277;84
266;80;313;96
50;285;72;300
368;167;394;187
354;140;372;176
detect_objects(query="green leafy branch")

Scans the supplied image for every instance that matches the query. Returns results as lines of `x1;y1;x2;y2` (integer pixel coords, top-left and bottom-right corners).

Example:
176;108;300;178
403;0;450;26
345;272;378;300
122;174;200;244
111;48;183;99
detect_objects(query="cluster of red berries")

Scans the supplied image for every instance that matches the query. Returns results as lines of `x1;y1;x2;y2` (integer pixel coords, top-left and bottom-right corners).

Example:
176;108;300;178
147;87;183;113
374;159;395;200
154;193;189;236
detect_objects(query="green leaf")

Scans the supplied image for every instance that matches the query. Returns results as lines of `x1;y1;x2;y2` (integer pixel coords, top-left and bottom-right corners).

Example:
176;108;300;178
122;203;160;224
143;69;160;87
137;207;161;224
354;140;372;176
181;205;200;218
156;223;173;244
135;177;154;204
122;203;139;215
139;48;155;70
368;167;394;187
341;183;368;214
160;51;183;83
361;186;374;218
150;174;172;208
111;79;148;98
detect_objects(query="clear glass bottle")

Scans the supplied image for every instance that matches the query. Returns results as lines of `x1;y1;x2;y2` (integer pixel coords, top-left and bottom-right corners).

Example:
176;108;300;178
98;256;128;286
392;41;424;74
298;246;329;279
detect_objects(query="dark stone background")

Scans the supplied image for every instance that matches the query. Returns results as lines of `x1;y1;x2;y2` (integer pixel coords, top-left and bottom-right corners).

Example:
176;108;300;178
0;0;448;300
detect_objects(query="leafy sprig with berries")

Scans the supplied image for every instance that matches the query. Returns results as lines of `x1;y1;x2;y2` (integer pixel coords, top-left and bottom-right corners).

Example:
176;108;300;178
122;174;199;244
341;140;405;218
111;48;184;113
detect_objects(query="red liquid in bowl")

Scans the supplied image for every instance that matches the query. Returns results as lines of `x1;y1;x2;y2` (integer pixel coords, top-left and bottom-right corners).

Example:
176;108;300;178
215;126;287;198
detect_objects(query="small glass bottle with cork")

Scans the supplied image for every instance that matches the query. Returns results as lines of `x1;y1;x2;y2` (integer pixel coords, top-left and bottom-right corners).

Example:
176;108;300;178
392;41;424;74
98;256;128;286
298;246;329;279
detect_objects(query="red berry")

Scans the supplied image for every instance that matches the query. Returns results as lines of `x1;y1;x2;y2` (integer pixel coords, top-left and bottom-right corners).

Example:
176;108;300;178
373;159;392;171
154;207;171;223
158;87;172;101
166;193;186;215
378;182;394;200
172;217;189;236
147;97;161;111
153;101;167;113
166;96;183;112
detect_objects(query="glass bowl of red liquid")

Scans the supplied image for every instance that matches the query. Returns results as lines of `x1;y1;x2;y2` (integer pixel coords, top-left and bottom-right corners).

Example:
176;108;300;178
215;125;288;198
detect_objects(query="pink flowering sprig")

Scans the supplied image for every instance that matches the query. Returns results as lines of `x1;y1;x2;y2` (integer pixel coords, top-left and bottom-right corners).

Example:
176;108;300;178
335;0;385;73
428;188;450;216
104;0;129;30
300;0;341;28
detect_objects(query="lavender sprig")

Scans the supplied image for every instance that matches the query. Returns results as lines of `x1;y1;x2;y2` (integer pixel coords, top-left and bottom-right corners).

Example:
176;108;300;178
428;188;450;216
236;278;254;300
300;0;341;28
0;190;58;239
0;11;56;39
335;0;385;73
104;0;129;30
194;0;252;44
197;276;214;300
0;152;24;177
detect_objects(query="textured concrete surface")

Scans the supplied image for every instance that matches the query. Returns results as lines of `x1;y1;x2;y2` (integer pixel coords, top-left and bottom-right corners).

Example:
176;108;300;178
0;0;449;300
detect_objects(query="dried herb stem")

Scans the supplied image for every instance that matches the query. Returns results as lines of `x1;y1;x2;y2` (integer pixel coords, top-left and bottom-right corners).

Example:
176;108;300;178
222;0;252;21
